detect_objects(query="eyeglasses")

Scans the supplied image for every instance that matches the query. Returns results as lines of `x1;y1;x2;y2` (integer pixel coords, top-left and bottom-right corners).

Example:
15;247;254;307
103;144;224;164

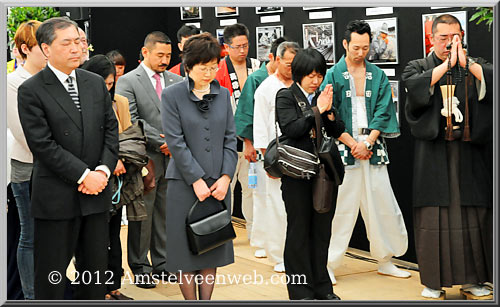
228;43;249;50
196;66;219;74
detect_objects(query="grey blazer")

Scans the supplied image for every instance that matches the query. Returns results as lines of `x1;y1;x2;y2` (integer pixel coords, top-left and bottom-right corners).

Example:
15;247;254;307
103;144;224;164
161;77;237;185
116;64;183;152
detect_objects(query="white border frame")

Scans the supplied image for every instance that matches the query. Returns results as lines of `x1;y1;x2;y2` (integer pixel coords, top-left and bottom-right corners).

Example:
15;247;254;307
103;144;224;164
215;7;239;18
389;80;400;125
364;17;399;65
302;21;335;65
255;7;283;15
256;25;284;62
179;6;202;20
422;10;468;58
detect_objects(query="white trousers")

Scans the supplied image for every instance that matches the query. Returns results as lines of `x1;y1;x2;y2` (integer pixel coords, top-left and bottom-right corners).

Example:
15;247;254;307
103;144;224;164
327;160;408;270
249;160;267;248
230;152;253;240
260;176;286;264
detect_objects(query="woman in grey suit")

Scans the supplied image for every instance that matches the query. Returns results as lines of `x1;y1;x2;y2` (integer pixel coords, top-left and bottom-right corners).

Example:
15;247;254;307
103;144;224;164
161;33;238;300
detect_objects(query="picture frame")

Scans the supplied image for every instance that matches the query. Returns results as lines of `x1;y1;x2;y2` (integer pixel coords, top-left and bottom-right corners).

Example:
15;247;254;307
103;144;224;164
216;28;225;46
256;25;284;62
215;7;239;18
365;17;399;65
422;11;467;57
389;80;400;125
255;7;283;15
180;7;202;20
303;7;332;11
302;22;335;65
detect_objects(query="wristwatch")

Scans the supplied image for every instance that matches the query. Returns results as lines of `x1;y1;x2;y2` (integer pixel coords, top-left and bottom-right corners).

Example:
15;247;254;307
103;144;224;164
363;140;373;151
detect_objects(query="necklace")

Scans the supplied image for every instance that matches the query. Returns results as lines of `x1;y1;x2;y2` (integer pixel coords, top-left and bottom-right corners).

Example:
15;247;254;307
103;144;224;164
192;85;210;93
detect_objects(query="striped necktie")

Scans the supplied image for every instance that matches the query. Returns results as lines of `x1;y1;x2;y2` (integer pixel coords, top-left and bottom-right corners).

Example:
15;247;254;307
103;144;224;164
66;76;81;111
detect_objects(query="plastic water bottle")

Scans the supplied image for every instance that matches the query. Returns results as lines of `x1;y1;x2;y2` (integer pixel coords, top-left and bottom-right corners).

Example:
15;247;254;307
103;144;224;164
248;162;257;189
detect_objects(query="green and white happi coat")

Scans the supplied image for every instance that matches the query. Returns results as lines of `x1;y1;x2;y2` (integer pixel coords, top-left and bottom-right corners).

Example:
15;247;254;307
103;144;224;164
320;55;400;167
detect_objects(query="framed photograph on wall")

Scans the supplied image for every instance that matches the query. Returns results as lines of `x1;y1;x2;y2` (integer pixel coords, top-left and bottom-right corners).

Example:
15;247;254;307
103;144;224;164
303;7;332;10
422;11;467;57
256;25;284;62
302;22;335;65
256;7;283;14
389;80;400;125
215;7;239;18
365;17;399;65
180;7;202;20
216;28;225;46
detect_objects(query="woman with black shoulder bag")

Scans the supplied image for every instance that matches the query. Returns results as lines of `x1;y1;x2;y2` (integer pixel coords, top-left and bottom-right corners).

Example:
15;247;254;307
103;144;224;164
276;48;345;300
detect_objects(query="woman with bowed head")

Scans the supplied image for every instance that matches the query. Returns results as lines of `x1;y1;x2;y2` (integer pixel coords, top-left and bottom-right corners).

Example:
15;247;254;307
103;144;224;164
161;32;237;300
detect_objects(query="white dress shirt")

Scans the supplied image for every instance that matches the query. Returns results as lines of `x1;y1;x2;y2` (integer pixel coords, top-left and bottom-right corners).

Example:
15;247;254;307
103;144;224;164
141;62;165;90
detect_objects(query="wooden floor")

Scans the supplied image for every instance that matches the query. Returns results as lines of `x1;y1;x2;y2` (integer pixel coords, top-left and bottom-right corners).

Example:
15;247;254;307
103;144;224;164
73;220;485;301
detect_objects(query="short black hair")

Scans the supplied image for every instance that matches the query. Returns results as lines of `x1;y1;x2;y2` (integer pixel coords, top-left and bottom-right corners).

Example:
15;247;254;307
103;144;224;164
270;37;287;58
176;24;202;42
223;23;249;45
344;20;372;43
36;17;78;47
432;14;463;34
106;50;126;66
81;54;117;100
144;31;171;49
291;48;327;83
182;32;221;72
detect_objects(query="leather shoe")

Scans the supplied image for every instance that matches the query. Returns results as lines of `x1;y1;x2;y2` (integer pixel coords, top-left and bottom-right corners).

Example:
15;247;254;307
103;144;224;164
317;293;341;300
110;291;134;300
299;297;315;300
134;273;157;289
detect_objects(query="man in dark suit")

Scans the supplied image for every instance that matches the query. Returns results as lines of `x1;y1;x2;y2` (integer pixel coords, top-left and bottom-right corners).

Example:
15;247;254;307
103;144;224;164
116;31;182;288
17;17;118;300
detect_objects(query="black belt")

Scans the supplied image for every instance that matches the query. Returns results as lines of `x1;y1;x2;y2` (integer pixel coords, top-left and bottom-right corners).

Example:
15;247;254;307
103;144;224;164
358;128;372;135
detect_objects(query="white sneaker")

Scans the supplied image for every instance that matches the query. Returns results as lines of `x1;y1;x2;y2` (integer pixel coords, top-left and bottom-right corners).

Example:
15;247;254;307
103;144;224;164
421;287;444;299
254;249;267;258
327;267;337;285
462;284;492;296
377;261;411;278
274;262;285;273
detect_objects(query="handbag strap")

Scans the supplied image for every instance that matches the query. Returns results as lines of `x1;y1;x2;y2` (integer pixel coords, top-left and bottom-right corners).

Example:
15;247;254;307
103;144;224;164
187;196;228;223
312;107;323;152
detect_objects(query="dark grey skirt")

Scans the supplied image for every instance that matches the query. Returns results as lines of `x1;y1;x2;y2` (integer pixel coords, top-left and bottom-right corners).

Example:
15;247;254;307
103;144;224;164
165;178;234;273
413;141;493;289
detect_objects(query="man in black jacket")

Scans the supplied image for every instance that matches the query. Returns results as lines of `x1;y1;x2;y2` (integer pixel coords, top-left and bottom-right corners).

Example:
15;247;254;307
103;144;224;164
18;17;118;300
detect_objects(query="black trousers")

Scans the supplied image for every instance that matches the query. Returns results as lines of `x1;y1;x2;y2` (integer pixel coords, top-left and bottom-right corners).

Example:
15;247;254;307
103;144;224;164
107;208;123;292
281;176;336;300
34;211;109;300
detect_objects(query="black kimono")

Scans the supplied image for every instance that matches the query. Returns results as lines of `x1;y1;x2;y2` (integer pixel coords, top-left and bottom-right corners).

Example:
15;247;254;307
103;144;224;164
402;52;493;289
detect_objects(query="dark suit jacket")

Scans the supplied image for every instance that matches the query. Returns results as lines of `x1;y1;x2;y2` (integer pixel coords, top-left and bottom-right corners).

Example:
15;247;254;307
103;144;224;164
276;82;345;155
161;77;238;185
18;67;119;220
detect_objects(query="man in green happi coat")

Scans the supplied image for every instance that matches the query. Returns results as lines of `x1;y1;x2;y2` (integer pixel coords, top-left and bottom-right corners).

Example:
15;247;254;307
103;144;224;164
320;20;410;284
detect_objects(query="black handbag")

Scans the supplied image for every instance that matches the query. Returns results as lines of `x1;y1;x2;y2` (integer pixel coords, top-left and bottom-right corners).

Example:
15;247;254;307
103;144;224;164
186;197;236;256
263;95;320;180
312;107;345;186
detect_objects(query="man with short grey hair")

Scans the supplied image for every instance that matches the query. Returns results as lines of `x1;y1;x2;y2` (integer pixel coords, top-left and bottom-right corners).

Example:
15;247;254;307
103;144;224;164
78;27;89;65
18;16;118;299
252;41;300;273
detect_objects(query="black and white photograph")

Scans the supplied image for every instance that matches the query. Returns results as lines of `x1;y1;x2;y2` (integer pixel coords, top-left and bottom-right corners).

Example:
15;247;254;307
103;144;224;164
389;80;400;124
365;17;399;64
180;7;202;20
303;7;332;10
302;22;335;65
255;7;283;14
256;25;284;62
215;7;239;18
